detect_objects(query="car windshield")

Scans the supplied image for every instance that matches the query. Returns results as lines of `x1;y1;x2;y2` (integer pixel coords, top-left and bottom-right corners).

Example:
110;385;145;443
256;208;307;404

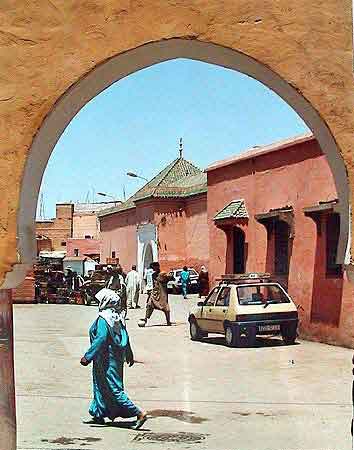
237;284;290;305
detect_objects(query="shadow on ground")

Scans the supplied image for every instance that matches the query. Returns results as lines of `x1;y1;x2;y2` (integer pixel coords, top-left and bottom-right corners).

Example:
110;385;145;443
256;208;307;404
199;336;300;348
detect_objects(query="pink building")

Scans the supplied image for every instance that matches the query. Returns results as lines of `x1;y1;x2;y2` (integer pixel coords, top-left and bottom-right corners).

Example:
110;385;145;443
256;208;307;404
66;238;101;260
207;134;354;347
99;154;209;278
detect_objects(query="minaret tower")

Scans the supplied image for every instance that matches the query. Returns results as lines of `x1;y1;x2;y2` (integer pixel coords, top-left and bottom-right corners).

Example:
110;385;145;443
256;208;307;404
179;137;183;159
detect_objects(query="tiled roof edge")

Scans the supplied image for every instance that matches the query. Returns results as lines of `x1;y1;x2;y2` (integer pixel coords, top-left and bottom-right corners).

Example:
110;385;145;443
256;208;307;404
206;133;314;172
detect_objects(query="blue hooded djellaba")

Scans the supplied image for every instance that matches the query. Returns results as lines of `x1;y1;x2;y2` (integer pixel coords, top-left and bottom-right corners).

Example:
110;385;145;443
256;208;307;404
83;288;141;421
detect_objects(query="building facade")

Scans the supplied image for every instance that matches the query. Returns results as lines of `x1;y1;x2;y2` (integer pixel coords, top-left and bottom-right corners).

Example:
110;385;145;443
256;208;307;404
99;154;209;280
207;134;354;347
36;203;74;252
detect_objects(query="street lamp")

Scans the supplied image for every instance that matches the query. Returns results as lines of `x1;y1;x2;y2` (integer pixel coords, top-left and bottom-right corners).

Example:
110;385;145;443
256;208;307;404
126;172;148;182
97;192;121;204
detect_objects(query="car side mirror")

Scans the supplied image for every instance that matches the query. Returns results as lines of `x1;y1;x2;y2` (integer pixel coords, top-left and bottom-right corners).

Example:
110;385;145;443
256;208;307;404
197;301;204;307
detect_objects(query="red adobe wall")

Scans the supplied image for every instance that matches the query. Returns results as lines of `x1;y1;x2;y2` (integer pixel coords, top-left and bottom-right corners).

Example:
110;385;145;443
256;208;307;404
66;238;101;258
72;214;99;239
208;138;354;348
99;195;208;274
185;195;209;271
154;199;187;271
36;203;73;251
100;209;138;269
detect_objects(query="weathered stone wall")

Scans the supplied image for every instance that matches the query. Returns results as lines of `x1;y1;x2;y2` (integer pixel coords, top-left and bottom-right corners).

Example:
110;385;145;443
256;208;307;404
0;1;352;284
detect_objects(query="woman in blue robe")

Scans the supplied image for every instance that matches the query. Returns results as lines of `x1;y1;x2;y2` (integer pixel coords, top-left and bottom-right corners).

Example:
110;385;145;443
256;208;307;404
80;288;147;428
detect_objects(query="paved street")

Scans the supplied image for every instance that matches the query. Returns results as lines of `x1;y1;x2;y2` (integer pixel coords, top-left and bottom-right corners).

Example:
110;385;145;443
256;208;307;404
14;295;353;450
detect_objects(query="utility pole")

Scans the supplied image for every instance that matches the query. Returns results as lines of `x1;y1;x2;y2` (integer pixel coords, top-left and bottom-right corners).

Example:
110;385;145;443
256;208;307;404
39;192;45;220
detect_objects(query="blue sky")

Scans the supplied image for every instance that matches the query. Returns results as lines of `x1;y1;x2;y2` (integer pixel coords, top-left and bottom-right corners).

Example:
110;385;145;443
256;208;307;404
38;58;309;218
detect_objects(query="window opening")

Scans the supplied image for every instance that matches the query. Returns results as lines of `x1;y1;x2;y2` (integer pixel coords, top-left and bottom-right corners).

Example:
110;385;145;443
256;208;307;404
326;213;342;277
274;221;290;275
233;227;245;273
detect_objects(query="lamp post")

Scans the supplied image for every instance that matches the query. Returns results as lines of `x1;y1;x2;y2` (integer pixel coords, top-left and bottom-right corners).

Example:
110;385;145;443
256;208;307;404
97;192;120;205
126;172;149;182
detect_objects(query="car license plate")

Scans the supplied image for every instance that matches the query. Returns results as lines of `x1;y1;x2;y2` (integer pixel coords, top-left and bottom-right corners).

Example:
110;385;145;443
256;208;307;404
258;324;280;332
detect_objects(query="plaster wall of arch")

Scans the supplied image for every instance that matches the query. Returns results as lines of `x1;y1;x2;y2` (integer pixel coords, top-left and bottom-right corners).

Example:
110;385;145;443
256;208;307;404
3;38;351;288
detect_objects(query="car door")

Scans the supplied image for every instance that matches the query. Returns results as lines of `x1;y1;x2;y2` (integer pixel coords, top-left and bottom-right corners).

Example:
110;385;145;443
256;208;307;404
198;286;220;332
208;287;231;333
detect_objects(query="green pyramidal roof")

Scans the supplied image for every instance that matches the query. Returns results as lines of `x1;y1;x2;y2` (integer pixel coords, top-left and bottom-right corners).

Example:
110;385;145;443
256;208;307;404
214;199;249;221
98;157;207;217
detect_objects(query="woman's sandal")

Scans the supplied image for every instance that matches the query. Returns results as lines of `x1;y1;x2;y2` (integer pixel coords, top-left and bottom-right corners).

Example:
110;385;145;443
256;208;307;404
83;417;105;425
133;413;148;430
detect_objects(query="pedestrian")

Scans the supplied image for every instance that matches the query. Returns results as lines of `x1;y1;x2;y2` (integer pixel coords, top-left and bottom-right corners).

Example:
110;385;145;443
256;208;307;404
126;265;141;309
144;263;154;296
198;265;209;298
180;266;190;299
106;266;127;313
80;288;148;428
138;262;174;327
73;271;85;291
64;267;74;292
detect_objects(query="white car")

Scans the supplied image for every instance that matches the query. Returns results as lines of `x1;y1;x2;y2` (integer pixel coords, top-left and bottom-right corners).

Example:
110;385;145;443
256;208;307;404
188;273;299;347
167;268;199;294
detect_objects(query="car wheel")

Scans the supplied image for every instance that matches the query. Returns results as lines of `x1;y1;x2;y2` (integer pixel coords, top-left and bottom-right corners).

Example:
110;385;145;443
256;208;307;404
281;325;297;345
190;320;203;341
225;325;237;347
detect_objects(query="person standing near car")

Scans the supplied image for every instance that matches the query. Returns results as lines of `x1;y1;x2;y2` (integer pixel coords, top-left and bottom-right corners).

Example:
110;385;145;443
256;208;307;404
198;266;209;298
126;265;140;309
180;266;190;299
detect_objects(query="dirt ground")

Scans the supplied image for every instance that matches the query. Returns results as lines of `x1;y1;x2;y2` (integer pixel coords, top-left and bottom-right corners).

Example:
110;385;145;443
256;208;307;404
14;295;353;450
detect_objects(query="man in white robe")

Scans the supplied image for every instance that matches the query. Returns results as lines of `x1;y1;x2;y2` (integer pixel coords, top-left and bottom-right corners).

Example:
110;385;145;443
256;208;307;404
126;265;141;309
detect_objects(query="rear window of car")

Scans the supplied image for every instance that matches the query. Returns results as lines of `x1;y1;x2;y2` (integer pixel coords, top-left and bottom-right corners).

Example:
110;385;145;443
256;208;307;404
237;284;290;305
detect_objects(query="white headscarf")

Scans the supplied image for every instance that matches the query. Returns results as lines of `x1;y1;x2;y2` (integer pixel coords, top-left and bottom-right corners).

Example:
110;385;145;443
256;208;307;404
95;288;125;332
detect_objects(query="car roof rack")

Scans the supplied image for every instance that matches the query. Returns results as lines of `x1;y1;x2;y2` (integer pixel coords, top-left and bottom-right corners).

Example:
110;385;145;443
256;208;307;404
216;273;273;284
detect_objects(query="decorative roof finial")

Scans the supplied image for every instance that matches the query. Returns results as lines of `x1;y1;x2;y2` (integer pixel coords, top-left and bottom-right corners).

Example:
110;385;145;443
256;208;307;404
179;138;183;158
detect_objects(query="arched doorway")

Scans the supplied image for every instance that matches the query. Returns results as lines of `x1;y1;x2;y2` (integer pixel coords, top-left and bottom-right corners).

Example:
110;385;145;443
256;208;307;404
13;39;350;285
0;35;352;450
143;242;154;273
233;227;245;274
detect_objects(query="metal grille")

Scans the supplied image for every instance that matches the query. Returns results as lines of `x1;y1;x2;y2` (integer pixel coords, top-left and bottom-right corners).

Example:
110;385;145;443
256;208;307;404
132;431;207;443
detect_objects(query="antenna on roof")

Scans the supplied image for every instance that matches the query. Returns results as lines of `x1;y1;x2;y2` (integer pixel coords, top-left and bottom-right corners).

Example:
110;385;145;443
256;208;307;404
179;137;183;158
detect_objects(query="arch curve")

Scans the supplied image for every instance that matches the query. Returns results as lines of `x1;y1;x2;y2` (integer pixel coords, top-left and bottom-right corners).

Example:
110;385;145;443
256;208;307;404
13;38;350;286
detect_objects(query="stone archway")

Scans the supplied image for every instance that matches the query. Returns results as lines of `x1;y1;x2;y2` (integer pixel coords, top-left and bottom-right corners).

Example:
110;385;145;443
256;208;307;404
10;38;351;287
